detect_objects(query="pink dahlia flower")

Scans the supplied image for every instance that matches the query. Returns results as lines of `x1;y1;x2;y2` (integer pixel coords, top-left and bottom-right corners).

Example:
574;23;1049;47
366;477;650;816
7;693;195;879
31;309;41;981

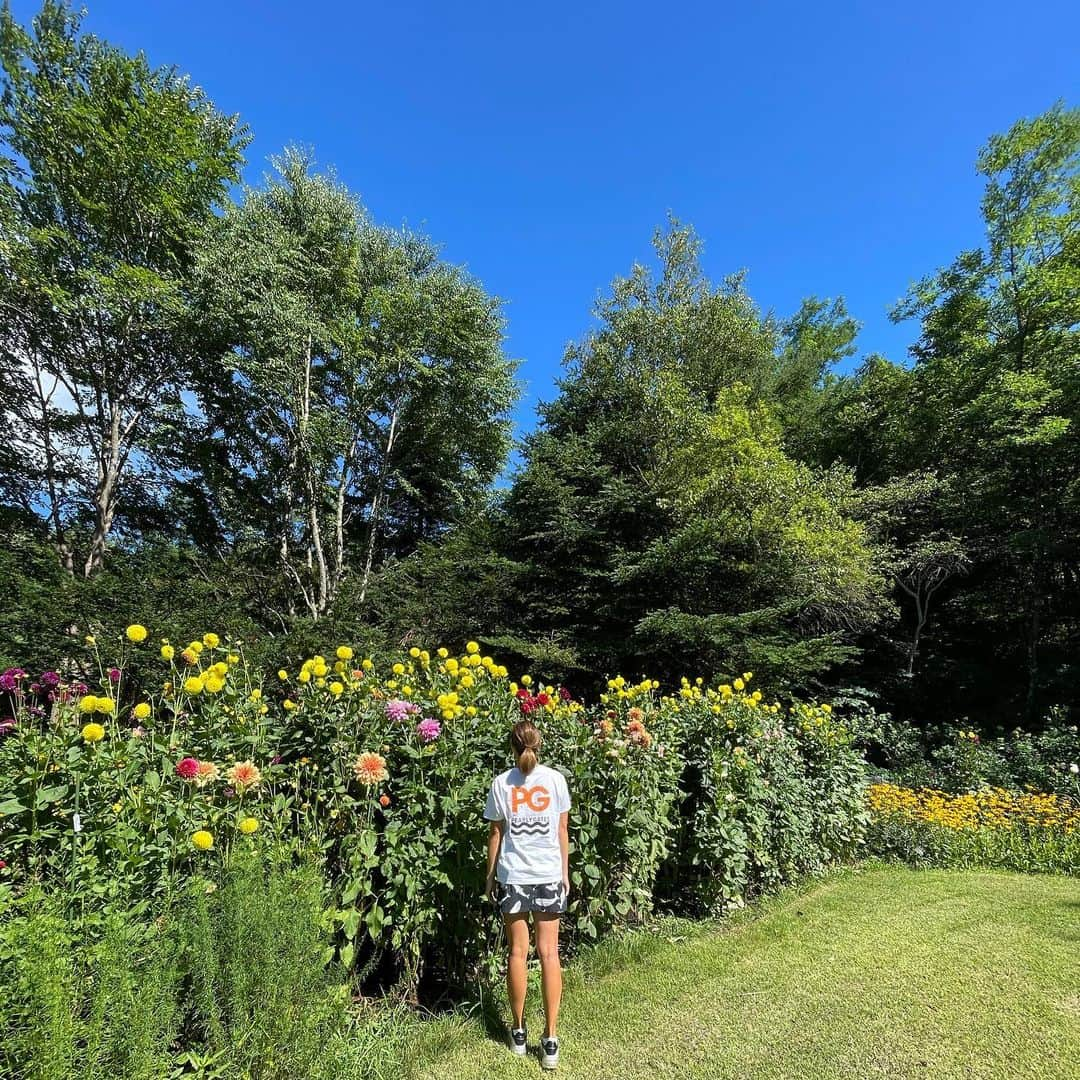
416;717;441;742
385;698;419;722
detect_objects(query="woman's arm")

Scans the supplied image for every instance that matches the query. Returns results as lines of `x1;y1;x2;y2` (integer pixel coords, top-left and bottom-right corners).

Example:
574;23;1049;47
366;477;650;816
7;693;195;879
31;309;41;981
559;810;570;893
486;820;503;899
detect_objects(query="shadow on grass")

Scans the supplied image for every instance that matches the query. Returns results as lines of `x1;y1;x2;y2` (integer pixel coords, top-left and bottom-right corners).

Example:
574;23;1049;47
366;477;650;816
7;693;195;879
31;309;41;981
478;988;508;1045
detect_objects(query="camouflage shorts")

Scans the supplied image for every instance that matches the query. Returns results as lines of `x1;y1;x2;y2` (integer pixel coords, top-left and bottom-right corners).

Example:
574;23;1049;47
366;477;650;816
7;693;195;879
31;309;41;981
497;881;567;915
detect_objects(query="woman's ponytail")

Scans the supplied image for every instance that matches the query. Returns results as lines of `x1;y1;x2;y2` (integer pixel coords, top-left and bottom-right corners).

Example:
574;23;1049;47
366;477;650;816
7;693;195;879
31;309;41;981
510;720;541;775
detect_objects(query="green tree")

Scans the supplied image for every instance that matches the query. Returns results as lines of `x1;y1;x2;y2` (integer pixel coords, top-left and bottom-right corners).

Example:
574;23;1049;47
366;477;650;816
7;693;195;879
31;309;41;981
892;103;1080;719
0;0;248;576
629;380;885;683
488;225;886;688
794;355;918;483
190;150;516;620
855;473;970;678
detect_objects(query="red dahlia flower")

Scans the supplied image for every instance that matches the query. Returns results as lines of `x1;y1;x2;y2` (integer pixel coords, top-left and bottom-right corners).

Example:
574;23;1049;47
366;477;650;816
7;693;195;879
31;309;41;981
176;757;200;780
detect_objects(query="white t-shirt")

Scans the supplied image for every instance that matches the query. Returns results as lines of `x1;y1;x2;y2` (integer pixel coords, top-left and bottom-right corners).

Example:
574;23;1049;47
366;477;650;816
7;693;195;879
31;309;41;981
484;763;571;885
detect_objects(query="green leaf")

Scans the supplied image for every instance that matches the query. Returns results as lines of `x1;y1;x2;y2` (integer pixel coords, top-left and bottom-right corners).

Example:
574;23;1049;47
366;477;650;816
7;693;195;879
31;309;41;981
33;784;70;808
365;905;386;939
341;908;361;940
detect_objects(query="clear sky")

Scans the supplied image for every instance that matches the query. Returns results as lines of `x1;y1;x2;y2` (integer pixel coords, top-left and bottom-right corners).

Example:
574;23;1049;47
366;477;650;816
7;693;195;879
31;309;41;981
12;1;1079;446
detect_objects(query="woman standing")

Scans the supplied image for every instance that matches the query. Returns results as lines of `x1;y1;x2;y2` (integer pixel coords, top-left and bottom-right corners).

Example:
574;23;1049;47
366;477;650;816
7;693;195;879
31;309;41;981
484;719;571;1070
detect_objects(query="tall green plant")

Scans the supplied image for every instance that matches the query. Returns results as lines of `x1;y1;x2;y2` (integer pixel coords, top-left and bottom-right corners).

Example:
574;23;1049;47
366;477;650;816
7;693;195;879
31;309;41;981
0;892;181;1080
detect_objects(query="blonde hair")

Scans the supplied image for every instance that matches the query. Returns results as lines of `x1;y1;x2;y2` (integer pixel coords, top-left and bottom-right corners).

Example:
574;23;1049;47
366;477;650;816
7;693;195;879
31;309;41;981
510;720;541;775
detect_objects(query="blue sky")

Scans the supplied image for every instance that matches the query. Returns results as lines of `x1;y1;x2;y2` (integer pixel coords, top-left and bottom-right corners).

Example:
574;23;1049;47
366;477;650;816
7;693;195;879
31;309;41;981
14;1;1079;445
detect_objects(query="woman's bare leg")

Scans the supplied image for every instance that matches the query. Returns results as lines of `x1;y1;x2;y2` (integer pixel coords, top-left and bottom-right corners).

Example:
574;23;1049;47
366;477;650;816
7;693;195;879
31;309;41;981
504;913;531;1029
534;914;562;1037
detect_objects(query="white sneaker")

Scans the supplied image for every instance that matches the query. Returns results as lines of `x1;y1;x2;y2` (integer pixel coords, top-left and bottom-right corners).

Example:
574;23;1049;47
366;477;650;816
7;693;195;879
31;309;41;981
540;1035;559;1070
509;1027;528;1056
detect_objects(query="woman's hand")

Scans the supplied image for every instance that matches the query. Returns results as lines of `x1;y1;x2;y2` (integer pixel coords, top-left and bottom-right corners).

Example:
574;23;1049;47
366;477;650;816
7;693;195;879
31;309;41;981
486;871;497;902
561;875;570;897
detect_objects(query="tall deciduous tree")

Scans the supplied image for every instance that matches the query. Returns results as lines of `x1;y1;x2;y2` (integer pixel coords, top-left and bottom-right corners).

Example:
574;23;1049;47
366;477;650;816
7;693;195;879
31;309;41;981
856;473;970;677
0;0;247;575
190;150;515;620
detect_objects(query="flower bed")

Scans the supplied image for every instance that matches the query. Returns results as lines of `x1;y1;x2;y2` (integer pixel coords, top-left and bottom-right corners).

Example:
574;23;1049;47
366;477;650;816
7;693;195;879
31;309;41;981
866;782;1080;875
1;628;868;993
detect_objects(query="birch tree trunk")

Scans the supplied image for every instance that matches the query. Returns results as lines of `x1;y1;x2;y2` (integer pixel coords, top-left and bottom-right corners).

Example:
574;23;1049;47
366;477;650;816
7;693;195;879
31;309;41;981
358;401;401;606
84;401;141;578
31;360;75;575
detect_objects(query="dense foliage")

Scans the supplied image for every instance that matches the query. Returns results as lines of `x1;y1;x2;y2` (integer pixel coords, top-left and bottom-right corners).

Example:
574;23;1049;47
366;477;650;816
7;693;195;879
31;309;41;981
0;630;867;985
1;855;416;1080
808;104;1080;733
0;2;515;624
439;243;885;690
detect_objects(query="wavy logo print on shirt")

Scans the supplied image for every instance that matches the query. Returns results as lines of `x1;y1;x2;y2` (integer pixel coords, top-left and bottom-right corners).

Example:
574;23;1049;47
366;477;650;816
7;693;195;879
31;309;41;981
511;816;551;836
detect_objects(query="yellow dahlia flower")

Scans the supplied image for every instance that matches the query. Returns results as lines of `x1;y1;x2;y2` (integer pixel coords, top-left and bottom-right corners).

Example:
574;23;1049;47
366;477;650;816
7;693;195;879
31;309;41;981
191;830;214;851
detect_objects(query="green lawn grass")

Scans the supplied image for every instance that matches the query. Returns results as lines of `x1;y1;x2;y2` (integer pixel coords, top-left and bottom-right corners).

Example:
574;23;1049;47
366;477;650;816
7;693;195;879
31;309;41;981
404;866;1080;1080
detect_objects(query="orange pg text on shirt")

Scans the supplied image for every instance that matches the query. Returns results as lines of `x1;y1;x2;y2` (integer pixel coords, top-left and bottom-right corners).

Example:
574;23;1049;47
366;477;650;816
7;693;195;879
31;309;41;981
511;785;551;813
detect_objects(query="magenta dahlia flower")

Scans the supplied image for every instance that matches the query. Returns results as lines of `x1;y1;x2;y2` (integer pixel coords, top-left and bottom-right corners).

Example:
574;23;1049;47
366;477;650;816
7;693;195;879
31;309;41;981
0;668;26;692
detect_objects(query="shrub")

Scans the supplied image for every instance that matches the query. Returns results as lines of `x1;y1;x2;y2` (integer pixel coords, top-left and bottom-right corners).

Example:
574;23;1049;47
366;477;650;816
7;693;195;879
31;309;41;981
990;713;1080;794
175;851;366;1078
657;685;867;914
549;681;682;943
0;890;181;1080
0;853;419;1080
861;711;1080;796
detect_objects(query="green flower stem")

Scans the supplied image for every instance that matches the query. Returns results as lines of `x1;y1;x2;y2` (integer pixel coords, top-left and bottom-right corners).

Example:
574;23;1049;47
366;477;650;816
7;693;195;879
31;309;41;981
67;766;81;917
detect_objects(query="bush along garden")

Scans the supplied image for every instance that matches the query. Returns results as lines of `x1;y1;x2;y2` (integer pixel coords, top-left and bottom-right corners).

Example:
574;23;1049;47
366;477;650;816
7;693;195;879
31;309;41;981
0;628;1077;1079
